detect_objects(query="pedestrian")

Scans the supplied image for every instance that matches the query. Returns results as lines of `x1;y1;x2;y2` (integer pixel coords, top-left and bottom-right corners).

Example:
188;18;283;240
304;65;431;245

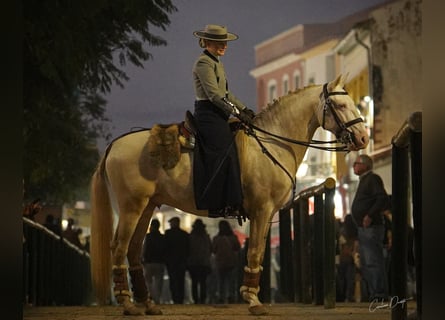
43;213;61;236
164;216;190;304
351;154;390;301
188;219;212;304
206;253;218;304
62;218;82;248
270;246;281;303
192;24;255;218
212;220;241;303
382;207;393;295
336;214;358;302
142;219;166;304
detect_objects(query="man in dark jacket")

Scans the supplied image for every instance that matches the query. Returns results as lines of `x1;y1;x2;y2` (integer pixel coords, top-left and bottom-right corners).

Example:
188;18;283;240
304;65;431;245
351;154;389;302
164;217;190;304
142;219;166;304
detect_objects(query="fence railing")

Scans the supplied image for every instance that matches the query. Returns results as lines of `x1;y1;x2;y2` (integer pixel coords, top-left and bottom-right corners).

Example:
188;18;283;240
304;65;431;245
23;217;93;306
391;111;422;320
278;177;336;308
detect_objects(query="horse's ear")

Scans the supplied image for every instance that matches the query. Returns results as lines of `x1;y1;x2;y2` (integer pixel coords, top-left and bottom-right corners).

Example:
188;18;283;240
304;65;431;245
341;73;349;86
328;73;349;91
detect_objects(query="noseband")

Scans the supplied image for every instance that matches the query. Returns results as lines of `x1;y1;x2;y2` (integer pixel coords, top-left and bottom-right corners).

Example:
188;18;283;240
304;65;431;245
321;83;363;146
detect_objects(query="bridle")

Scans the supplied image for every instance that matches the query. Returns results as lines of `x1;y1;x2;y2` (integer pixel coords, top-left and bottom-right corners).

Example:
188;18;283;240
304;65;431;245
320;83;364;147
247;83;363;152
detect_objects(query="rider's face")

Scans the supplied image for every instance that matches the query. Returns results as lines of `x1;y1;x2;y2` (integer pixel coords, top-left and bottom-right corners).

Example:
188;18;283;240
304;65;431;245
206;40;228;57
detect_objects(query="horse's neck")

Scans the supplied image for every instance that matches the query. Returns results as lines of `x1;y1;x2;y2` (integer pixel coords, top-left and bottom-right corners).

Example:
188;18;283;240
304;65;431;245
251;86;321;174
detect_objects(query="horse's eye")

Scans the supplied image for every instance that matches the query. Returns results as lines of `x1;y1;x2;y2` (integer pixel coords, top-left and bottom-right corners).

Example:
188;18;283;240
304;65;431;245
336;104;346;109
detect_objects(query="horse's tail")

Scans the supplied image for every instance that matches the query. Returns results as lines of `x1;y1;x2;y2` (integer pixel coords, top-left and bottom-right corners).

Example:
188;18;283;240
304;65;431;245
90;152;114;305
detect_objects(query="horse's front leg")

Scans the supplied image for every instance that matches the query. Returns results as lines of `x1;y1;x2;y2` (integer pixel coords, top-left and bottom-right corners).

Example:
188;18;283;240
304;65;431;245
241;212;272;315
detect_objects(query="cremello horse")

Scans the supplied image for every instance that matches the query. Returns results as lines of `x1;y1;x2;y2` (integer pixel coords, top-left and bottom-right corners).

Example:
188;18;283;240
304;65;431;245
90;74;369;315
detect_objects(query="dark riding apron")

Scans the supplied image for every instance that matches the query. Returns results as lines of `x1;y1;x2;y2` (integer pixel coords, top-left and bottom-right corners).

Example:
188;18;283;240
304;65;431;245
193;100;243;210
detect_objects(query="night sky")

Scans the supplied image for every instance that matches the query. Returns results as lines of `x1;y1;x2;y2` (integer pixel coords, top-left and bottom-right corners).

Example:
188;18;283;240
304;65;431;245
99;0;390;151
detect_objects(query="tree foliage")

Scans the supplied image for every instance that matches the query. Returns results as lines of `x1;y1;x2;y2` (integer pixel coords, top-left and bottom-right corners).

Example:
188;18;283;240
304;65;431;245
24;0;177;204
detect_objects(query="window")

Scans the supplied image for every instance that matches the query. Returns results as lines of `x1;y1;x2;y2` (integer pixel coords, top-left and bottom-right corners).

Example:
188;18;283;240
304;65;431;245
326;54;335;82
293;70;301;89
308;75;315;85
282;74;289;95
267;79;277;103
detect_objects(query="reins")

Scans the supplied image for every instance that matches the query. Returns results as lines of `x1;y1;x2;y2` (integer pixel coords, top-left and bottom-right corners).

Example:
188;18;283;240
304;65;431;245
242;83;362;153
247;124;349;152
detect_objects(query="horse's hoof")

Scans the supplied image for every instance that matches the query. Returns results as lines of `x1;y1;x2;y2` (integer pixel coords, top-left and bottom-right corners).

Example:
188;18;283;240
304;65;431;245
249;304;268;315
145;304;163;315
123;305;144;316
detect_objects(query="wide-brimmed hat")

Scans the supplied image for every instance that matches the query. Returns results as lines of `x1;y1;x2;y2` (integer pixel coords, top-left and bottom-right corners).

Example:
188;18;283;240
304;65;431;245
193;24;238;42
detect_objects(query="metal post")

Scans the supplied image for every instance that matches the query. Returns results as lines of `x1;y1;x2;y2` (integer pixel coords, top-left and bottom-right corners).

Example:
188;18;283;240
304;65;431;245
410;131;422;318
313;194;324;305
278;208;294;302
293;202;302;302
299;199;312;304
391;143;409;320
323;178;336;308
390;111;422;320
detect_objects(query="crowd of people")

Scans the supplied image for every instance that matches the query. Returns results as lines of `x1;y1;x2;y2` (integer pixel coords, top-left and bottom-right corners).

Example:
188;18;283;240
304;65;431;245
141;217;252;305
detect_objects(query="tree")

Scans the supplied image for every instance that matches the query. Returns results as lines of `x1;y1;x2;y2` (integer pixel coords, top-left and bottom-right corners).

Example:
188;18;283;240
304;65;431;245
24;0;177;204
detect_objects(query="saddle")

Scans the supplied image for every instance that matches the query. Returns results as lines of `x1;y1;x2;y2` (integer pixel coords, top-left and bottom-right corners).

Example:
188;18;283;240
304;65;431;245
178;110;198;150
149;110;241;156
146;111;199;170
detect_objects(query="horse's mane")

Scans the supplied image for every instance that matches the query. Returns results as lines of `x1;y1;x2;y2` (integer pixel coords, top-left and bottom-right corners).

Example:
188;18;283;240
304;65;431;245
255;84;318;124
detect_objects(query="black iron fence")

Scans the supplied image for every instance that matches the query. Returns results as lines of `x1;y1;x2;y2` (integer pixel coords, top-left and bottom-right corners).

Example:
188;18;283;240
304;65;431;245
23;217;93;306
278;177;336;308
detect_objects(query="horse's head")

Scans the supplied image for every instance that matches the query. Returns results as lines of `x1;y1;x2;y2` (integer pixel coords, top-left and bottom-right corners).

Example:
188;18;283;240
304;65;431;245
316;74;369;151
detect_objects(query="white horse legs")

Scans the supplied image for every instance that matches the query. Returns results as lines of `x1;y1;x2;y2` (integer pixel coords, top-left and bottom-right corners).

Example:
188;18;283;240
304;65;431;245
240;266;266;315
240;214;272;315
111;202;162;315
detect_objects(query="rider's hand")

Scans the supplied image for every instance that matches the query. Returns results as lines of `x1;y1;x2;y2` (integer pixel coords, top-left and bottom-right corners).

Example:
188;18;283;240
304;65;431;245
238;108;255;125
244;108;255;119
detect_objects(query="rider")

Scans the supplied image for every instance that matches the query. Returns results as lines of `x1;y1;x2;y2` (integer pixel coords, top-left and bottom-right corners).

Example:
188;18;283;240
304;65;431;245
192;24;255;218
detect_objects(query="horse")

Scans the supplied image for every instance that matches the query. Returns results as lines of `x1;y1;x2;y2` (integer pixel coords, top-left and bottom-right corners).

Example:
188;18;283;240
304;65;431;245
89;74;369;316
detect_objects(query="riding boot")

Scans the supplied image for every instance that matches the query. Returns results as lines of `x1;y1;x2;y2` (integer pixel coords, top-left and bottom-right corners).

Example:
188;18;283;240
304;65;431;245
208;205;239;218
208;208;226;218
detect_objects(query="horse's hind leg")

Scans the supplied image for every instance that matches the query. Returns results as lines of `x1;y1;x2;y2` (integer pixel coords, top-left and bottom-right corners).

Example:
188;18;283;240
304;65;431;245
110;198;149;316
127;202;162;315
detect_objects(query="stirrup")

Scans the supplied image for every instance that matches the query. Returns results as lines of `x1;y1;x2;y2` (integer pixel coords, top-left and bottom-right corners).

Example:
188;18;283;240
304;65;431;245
224;206;248;226
208;206;239;218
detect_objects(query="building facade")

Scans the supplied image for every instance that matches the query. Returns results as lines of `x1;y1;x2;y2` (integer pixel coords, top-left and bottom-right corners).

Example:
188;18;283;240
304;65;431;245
249;0;421;218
